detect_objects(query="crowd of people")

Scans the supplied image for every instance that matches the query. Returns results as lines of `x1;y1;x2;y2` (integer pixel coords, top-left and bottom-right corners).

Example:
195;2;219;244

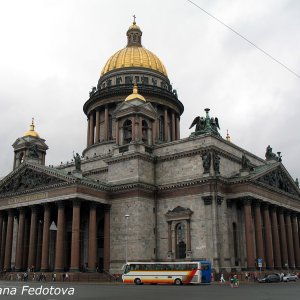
1;270;70;282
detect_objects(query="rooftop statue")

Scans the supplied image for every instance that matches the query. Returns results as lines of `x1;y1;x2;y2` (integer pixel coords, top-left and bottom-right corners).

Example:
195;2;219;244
241;153;251;170
265;145;282;162
73;152;81;171
189;108;220;137
28;144;39;159
89;86;97;97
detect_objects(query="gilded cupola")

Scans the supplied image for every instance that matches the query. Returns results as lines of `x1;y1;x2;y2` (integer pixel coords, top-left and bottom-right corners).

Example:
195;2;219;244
24;118;40;138
100;20;168;77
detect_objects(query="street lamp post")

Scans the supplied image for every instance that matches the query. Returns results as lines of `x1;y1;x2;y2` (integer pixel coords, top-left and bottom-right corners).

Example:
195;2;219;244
125;214;130;263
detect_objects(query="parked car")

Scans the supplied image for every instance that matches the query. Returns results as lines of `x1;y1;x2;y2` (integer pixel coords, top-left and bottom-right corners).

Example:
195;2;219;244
258;274;281;283
282;274;298;282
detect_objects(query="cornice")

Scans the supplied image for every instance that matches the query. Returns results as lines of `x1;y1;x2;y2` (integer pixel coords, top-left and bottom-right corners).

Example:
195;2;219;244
104;152;155;165
158;177;210;191
109;181;156;193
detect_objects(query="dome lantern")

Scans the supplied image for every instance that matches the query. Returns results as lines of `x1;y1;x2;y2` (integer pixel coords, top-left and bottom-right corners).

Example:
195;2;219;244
24;118;40;138
127;16;142;47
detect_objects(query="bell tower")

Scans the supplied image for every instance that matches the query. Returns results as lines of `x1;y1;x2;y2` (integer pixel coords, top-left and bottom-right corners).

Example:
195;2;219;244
12;119;48;169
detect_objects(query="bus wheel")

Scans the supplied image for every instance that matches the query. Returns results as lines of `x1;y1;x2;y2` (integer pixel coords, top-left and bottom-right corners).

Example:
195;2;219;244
174;278;182;285
134;278;142;285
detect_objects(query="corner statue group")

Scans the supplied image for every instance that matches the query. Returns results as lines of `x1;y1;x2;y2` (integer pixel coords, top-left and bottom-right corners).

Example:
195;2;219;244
189;108;220;137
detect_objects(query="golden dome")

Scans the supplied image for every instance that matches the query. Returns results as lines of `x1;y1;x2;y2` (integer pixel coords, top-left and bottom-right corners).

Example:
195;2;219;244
101;21;168;77
24;118;40;138
125;84;146;102
128;23;141;31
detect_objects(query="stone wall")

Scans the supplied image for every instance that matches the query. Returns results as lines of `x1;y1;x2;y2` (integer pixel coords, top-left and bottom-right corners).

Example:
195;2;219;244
109;196;155;273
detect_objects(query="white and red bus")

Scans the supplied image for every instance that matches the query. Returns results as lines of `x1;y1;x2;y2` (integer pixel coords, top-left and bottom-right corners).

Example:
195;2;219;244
122;261;211;285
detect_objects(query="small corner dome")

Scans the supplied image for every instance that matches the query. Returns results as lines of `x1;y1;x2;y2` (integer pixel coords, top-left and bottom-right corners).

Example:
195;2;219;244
24;119;40;138
125;84;146;102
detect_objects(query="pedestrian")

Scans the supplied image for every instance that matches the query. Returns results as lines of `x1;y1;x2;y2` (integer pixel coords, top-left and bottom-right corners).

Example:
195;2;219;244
65;273;69;281
220;273;225;283
253;272;257;281
231;275;239;288
245;271;249;281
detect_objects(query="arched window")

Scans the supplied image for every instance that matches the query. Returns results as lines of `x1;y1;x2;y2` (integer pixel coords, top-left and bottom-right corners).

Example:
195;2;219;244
123;119;132;144
19;152;24;164
142;120;148;143
176;222;186;259
158;116;164;141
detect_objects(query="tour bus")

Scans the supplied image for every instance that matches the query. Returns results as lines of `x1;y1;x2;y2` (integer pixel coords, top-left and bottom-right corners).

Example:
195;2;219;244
122;260;211;285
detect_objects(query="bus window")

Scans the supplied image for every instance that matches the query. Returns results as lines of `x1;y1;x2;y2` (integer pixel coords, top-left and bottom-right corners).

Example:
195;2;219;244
124;265;130;274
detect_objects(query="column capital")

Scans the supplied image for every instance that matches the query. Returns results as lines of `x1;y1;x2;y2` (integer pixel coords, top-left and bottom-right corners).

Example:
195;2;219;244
284;209;292;216
89;202;97;209
240;196;253;206
17;207;26;213
104;205;111;212
29;205;39;213
42;203;51;209
277;207;286;214
202;195;213;205
291;211;298;218
216;195;223;205
7;209;15;217
261;202;270;210
253;199;262;207
56;201;65;208
72;199;81;207
269;204;279;212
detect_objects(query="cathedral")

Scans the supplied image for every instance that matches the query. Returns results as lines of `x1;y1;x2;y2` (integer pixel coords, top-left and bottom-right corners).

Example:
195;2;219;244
0;20;299;276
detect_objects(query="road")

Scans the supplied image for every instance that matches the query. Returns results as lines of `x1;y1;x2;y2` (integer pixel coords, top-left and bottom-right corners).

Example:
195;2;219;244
0;280;299;300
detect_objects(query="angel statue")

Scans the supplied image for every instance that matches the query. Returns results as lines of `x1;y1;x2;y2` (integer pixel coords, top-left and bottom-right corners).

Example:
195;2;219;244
189;108;220;137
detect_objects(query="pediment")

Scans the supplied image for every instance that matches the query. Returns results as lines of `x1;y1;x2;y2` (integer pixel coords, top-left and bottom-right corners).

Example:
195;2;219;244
165;206;193;221
114;101;157;116
12;136;48;149
254;165;300;196
114;101;133;113
0;164;70;195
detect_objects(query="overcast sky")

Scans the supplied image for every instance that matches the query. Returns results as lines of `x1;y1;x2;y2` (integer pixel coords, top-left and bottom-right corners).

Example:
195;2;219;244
1;0;300;180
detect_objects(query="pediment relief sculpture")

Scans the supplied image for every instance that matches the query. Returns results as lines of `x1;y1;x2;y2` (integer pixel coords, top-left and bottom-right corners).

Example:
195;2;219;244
257;168;298;196
0;168;65;195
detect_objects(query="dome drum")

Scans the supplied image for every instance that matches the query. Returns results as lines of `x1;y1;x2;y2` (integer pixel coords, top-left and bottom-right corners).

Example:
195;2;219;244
84;83;183;115
98;67;170;91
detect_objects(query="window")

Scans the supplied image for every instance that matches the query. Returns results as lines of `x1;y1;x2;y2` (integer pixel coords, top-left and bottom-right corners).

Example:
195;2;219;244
108;114;113;140
123;119;132;144
176;223;186;259
158;116;164;141
19;152;24;164
142;120;148;143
